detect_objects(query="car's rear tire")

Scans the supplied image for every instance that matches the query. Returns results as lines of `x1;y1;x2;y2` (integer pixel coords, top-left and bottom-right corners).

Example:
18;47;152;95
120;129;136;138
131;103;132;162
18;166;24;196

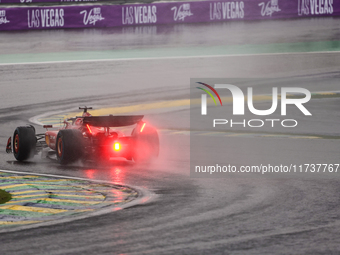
13;126;36;161
56;129;84;165
132;126;159;163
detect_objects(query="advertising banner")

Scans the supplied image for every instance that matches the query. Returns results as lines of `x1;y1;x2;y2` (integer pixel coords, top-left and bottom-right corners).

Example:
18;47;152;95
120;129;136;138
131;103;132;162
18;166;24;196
0;0;339;31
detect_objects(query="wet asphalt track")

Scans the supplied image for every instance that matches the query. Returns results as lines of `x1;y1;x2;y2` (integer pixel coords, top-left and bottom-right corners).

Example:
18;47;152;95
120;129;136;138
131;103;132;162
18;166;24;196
0;19;340;254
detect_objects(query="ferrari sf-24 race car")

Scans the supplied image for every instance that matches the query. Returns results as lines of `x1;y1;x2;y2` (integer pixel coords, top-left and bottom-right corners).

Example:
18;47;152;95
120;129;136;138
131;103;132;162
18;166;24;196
6;107;159;164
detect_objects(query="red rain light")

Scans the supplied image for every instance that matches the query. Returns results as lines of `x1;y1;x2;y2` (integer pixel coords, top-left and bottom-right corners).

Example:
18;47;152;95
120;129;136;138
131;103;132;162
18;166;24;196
140;123;146;132
113;142;121;151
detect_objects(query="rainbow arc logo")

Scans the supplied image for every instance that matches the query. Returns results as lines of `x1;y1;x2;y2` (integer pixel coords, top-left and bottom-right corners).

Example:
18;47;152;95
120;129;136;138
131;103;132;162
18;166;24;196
196;82;222;115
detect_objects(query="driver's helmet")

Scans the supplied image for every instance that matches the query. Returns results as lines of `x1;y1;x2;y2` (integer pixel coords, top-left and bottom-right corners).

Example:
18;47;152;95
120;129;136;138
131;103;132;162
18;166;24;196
82;112;92;117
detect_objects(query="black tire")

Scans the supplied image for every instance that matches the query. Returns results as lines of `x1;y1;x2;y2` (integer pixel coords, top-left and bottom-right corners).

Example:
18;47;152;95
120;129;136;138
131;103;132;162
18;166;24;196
56;129;84;165
13;126;36;161
132;126;159;163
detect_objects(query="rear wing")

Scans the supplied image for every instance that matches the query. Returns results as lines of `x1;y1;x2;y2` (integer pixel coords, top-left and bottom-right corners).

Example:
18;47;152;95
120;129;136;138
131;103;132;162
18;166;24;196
82;115;144;127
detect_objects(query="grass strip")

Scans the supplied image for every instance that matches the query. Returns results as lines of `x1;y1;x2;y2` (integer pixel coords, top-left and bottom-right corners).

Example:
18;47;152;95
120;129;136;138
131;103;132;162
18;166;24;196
0;189;12;204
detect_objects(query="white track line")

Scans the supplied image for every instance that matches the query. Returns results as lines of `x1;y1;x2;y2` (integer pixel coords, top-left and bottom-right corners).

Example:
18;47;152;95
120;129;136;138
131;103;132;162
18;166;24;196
0;51;339;66
28;108;79;126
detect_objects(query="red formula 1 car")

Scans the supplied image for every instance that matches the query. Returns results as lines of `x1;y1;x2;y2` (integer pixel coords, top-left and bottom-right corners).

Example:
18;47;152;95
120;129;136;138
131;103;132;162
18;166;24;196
6;107;159;164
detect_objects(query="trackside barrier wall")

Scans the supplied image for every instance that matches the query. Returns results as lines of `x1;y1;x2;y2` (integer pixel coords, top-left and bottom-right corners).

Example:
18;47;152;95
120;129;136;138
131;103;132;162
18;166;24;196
0;0;123;3
0;0;339;30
